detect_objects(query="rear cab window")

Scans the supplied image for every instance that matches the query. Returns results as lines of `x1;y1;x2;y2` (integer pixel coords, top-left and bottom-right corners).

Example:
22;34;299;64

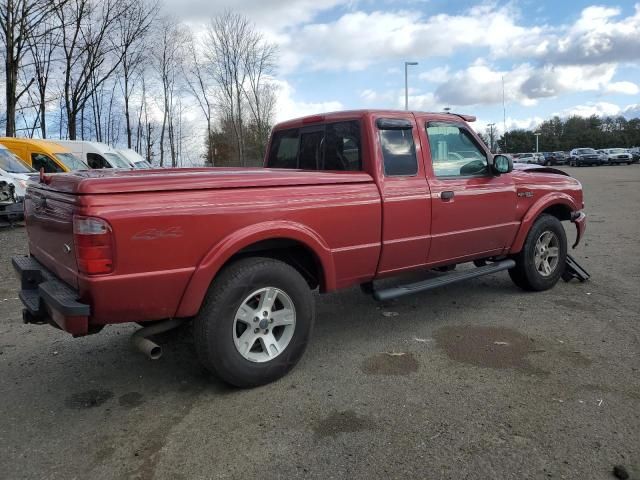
266;120;362;171
376;118;418;176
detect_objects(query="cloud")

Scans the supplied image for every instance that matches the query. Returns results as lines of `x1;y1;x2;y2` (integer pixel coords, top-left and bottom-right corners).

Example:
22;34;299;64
273;79;343;122
431;61;638;107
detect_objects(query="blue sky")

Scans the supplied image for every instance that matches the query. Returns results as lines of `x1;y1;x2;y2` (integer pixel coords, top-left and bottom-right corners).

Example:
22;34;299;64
172;0;640;136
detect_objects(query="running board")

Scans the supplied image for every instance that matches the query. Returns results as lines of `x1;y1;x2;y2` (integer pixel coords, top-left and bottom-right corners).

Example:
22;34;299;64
562;254;590;283
372;259;516;302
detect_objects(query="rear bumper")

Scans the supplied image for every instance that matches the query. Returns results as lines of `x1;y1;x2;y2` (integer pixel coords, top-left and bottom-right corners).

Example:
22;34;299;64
0;198;24;221
12;255;91;336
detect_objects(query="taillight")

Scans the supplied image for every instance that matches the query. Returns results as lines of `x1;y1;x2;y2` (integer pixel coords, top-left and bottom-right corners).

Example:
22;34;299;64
73;216;114;274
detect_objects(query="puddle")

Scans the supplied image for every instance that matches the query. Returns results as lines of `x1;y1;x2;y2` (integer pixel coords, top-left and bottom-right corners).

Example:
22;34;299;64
65;389;114;409
119;392;145;408
314;410;372;438
362;352;419;375
433;326;544;374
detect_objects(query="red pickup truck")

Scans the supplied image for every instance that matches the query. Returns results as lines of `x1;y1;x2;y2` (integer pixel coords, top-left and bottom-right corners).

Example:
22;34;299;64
13;110;586;387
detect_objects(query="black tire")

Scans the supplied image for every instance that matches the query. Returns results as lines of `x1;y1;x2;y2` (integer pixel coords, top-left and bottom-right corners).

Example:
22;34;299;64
509;214;567;291
194;257;315;388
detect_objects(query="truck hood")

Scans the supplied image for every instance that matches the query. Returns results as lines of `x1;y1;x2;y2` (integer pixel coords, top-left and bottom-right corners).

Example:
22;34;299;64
31;167;375;195
511;163;581;191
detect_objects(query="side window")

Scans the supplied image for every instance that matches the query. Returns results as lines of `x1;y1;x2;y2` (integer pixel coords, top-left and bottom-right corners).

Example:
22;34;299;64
31;153;63;173
426;123;489;177
267;128;299;168
87;153;109;169
378;124;418;176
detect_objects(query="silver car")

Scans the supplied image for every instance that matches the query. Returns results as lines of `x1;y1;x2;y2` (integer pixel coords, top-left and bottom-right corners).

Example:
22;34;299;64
603;148;633;165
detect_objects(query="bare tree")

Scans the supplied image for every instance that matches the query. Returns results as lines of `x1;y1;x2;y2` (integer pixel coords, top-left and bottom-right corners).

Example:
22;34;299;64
205;12;278;166
183;32;215;166
55;0;125;139
115;0;157;148
0;0;62;136
25;15;60;138
153;19;183;166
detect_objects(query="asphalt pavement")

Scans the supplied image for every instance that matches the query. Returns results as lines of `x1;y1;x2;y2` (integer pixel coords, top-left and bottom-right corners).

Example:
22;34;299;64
0;165;638;480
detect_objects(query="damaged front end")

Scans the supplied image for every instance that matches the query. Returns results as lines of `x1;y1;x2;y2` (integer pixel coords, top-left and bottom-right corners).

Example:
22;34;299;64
0;180;23;227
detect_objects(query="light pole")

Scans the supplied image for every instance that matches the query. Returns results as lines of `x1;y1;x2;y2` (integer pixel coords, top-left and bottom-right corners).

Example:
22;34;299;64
534;132;541;152
487;122;496;152
404;61;418;110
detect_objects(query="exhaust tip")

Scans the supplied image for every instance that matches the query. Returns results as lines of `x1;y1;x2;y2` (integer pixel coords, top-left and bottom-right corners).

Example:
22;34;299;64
148;346;162;360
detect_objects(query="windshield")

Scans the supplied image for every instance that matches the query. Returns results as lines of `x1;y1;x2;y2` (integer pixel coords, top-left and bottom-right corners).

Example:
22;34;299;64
55;152;89;170
0;149;34;173
134;161;151;169
576;148;596;154
105;152;132;169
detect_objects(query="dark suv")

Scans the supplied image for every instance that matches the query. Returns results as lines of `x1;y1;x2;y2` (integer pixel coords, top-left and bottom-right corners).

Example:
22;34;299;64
541;151;568;166
569;148;602;167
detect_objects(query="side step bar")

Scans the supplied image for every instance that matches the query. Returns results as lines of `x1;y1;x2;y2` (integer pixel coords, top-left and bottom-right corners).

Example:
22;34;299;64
372;259;516;302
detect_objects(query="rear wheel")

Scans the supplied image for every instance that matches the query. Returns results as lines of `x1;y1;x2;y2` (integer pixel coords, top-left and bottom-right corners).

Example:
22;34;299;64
509;214;567;291
194;257;315;387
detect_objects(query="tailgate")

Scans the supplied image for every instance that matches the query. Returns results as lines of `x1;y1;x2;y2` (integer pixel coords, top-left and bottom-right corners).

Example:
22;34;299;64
25;186;79;289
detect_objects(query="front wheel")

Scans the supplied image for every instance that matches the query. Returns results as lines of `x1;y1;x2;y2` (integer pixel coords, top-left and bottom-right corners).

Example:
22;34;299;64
194;257;315;387
509;214;567;291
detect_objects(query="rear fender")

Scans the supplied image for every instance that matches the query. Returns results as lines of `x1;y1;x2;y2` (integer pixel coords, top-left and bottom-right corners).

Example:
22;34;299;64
509;193;580;254
174;221;335;317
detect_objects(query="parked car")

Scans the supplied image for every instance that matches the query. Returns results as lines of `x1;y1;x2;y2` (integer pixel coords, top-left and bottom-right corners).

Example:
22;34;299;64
117;148;152;169
629;147;640;163
13;109;586;387
603;148;633;165
541;152;568;166
53;140;132;169
568;148;602;166
514;152;536;164
0;143;34;199
0;137;88;172
595;150;609;164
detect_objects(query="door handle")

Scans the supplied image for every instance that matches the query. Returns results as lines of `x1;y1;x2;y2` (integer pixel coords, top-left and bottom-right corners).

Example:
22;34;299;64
441;191;455;200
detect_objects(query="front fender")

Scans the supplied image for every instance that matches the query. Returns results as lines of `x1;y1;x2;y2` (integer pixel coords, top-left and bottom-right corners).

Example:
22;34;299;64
174;221;336;318
509;193;580;254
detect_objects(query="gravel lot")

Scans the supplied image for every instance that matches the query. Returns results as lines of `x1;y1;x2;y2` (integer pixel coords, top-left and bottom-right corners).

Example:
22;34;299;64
0;165;638;480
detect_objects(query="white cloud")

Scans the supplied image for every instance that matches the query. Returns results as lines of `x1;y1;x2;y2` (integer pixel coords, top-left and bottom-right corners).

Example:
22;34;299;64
606;81;640;95
273;80;343;122
557;102;624;118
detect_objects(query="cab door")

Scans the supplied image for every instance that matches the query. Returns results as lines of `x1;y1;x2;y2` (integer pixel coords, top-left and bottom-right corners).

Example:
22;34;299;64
418;119;518;266
374;114;432;275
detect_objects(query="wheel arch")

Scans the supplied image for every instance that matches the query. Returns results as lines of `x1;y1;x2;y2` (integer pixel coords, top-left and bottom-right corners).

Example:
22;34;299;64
175;221;335;317
509;194;577;254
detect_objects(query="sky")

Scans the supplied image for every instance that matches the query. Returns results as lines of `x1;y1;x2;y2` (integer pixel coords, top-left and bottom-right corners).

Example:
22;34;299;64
168;0;640;136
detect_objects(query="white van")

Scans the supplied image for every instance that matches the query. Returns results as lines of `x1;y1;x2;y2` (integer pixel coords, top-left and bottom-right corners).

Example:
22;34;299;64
53;140;132;169
117;148;152;169
0;143;34;198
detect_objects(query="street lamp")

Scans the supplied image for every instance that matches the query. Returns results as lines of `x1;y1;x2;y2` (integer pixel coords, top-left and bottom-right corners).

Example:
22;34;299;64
404;61;418;111
534;132;541;153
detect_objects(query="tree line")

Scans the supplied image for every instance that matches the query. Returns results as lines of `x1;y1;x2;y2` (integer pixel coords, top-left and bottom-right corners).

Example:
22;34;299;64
492;115;640;154
0;0;277;166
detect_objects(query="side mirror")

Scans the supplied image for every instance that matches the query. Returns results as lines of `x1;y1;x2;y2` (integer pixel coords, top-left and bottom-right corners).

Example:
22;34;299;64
492;154;513;174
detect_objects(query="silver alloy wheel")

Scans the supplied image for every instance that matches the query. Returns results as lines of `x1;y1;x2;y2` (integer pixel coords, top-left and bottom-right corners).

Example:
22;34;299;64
232;287;296;363
534;231;560;277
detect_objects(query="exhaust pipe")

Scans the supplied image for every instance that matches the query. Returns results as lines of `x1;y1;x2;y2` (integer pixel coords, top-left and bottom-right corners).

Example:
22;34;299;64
131;319;186;360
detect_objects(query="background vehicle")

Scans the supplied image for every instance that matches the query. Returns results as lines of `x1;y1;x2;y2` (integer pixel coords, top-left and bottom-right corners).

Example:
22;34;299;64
0;144;34;199
548;151;569;165
595;150;608;164
53;140;132;169
569;148;602;167
0;138;88;172
630;147;640;163
603;148;633;165
13;109;586;388
118;148;152;169
513;152;535;163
